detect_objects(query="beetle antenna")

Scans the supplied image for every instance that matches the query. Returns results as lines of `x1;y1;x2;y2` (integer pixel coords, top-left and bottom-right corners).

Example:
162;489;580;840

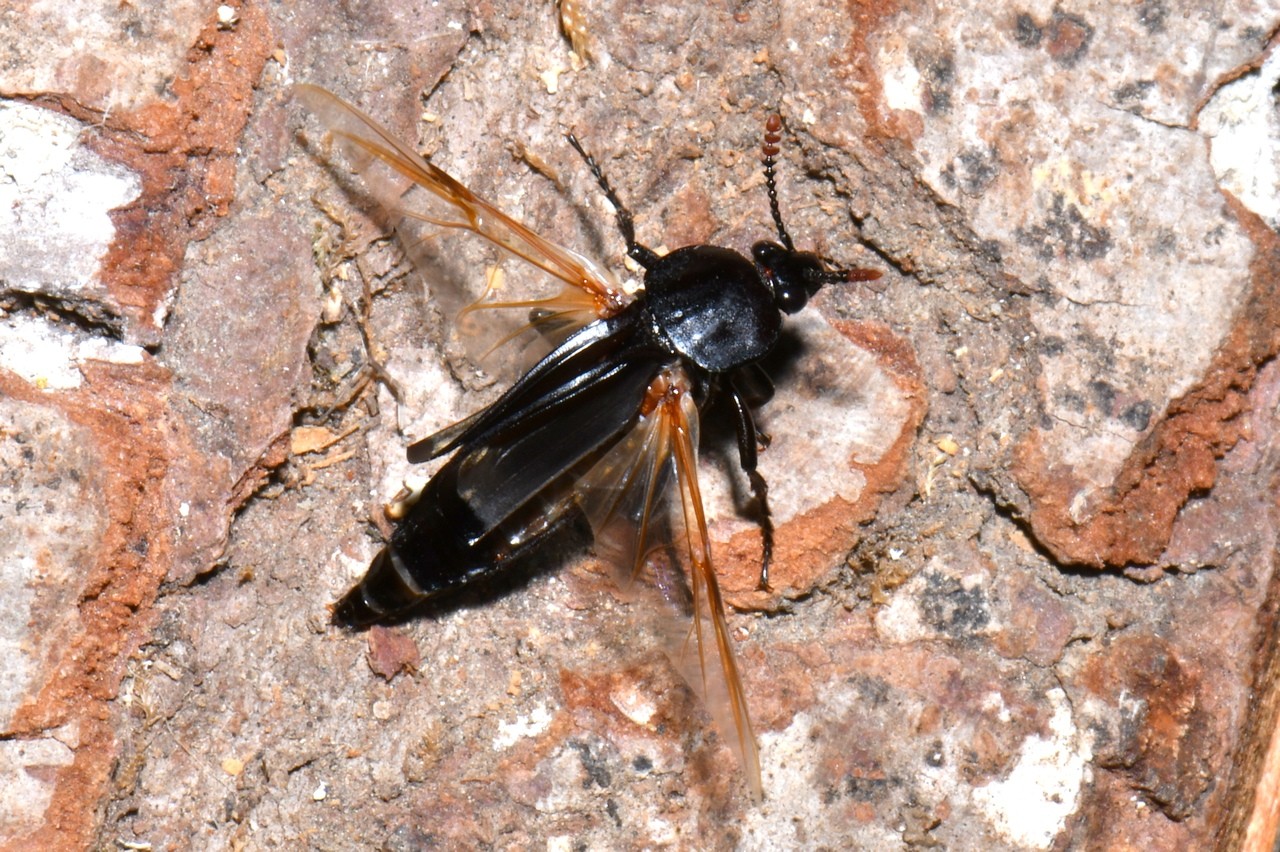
761;114;883;287
566;132;659;269
761;114;795;253
808;262;880;289
819;265;882;286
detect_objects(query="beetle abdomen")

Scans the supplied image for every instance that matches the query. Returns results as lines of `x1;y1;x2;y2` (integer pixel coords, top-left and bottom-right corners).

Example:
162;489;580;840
333;460;494;624
334;342;668;626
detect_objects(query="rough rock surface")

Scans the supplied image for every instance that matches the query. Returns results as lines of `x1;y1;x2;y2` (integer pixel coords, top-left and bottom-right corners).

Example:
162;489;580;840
1;0;1278;849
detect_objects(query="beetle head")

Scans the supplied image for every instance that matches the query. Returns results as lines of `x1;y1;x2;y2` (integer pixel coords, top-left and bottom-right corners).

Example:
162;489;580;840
752;241;848;314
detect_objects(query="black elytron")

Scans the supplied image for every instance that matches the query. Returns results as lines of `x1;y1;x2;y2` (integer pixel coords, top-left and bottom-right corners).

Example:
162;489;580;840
297;85;879;795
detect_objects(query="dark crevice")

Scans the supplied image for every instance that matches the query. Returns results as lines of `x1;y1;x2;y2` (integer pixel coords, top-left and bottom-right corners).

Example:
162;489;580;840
0;290;131;343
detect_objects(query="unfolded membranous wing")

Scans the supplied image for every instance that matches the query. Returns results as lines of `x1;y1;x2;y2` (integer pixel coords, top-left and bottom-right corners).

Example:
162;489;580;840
575;367;763;798
294;84;631;354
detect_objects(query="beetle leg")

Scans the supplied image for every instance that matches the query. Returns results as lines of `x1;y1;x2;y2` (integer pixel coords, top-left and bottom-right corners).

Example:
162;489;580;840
726;380;774;591
565;133;660;269
734;364;774;451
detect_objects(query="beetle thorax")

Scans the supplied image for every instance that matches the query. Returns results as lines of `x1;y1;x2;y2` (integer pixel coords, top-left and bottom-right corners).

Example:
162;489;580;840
642;245;782;373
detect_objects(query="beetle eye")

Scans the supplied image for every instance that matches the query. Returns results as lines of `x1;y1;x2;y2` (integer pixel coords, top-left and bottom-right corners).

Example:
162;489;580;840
752;241;826;315
774;283;808;313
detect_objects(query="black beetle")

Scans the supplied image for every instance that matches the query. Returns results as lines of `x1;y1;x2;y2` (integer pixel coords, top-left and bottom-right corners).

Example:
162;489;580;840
297;87;880;795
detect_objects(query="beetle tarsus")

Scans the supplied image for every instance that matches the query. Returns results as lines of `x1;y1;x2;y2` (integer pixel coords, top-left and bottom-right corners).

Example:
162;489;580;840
749;468;774;591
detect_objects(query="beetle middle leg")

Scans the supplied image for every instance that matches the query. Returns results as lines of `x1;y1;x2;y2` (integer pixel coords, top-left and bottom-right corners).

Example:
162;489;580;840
732;363;774;447
565;134;660;270
726;373;775;591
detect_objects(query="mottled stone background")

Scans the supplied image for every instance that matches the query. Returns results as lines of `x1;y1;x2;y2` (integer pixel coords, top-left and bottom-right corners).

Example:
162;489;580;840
1;0;1278;849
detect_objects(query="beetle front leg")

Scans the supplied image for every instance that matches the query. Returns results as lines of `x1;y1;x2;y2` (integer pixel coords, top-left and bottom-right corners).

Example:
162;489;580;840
726;381;774;591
